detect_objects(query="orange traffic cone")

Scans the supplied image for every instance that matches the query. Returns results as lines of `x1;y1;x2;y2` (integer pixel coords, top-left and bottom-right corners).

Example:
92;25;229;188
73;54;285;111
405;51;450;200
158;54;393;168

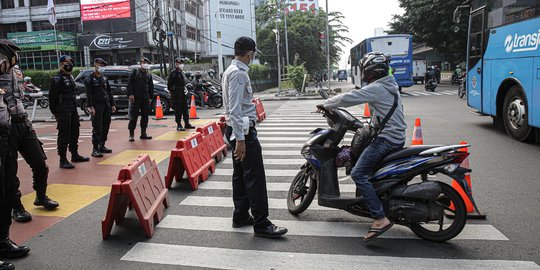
153;96;166;120
362;103;371;118
411;118;423;145
448;141;487;219
189;95;199;119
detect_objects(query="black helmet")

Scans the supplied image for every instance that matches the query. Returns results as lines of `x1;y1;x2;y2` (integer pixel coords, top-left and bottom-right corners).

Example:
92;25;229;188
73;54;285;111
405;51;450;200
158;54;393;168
0;39;20;73
360;51;389;83
195;71;202;79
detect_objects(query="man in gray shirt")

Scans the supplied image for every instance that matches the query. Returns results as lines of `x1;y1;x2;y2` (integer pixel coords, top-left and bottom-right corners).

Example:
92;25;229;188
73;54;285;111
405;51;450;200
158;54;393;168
223;36;287;238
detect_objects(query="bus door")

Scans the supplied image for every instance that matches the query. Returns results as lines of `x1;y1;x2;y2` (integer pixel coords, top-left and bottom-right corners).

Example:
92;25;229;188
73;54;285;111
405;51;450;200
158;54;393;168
467;8;486;111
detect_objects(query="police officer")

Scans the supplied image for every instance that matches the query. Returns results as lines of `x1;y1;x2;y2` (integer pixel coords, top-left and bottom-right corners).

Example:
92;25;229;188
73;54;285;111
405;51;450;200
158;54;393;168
1;41;59;224
193;71;205;109
127;57;154;142
223;36;287;238
0;39;31;270
85;58;116;157
49;55;90;169
167;58;194;131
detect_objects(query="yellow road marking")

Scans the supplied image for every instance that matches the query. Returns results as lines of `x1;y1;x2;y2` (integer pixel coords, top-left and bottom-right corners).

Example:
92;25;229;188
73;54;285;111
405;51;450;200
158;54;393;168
98;150;170;165
21;184;110;218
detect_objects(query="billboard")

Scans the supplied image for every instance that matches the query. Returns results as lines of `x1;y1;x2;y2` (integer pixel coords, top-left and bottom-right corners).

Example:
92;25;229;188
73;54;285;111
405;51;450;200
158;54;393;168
78;32;148;50
287;0;319;13
8;31;78;52
80;0;131;22
207;0;256;56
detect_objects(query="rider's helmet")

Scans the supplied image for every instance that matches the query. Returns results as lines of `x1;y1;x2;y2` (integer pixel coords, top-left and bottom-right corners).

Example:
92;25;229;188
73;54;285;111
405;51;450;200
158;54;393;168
0;39;20;75
194;71;202;80
24;76;31;83
360;51;389;83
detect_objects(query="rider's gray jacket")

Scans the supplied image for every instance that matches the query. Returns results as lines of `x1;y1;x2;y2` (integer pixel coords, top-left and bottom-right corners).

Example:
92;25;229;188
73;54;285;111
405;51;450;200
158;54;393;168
323;75;407;144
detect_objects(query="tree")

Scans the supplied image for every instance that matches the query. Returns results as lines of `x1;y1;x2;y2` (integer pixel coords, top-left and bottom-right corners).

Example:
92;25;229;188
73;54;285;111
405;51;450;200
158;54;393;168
388;0;468;64
256;3;351;75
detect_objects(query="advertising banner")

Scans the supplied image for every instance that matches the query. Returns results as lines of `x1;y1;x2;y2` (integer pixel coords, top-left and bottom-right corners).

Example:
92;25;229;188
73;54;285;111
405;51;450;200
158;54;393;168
8;31;78;51
207;0;256;56
78;32;147;50
287;0;318;13
80;0;131;22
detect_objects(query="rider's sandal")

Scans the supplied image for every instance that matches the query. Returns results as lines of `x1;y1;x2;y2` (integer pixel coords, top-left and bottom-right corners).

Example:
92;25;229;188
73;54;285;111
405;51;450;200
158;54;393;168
363;223;394;242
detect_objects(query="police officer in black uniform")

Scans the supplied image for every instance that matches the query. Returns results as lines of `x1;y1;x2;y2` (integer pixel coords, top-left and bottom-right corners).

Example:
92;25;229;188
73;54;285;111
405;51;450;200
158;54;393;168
167;57;195;131
49;55;90;169
85;58;116;157
0;39;32;270
2;42;59;224
127;57;154;141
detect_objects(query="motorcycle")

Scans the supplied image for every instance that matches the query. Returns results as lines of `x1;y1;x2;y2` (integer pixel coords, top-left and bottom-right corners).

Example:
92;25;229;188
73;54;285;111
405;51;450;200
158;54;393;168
425;77;437;92
185;80;223;108
22;83;48;109
287;106;474;242
458;73;466;99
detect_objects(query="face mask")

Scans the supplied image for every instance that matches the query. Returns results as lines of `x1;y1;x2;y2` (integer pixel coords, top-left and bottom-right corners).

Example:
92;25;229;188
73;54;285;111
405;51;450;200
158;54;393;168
64;64;74;73
97;66;106;73
179;64;185;70
142;64;150;70
248;52;254;65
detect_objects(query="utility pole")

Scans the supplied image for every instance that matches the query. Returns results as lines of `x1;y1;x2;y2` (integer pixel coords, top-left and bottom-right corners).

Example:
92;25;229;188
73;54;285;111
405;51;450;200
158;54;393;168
283;0;290;66
152;0;167;76
217;1;224;77
325;0;331;91
167;0;174;70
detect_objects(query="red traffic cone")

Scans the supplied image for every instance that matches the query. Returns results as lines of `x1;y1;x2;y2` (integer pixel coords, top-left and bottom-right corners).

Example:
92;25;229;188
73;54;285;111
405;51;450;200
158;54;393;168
411;118;423;145
189;95;199;119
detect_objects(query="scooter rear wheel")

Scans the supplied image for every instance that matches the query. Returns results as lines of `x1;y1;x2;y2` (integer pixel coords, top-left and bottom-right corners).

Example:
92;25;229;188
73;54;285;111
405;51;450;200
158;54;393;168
287;164;317;215
409;182;467;242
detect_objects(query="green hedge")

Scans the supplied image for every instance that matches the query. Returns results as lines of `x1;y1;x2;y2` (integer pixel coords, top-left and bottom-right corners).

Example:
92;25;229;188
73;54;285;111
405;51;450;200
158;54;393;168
22;68;83;91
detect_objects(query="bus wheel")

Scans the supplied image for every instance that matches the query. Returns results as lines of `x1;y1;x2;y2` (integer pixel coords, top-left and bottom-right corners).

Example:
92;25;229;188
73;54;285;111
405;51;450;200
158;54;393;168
503;86;534;142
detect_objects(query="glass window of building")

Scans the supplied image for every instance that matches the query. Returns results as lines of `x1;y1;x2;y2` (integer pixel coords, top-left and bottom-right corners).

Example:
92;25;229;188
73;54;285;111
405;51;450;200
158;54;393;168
30;0;47;6
186;0;198;16
173;0;181;10
0;22;26;39
187;26;197;40
1;0;15;9
175;23;182;37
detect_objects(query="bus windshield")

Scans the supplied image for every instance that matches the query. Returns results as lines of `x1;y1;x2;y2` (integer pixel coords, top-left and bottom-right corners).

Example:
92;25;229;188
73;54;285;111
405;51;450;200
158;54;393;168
370;37;410;56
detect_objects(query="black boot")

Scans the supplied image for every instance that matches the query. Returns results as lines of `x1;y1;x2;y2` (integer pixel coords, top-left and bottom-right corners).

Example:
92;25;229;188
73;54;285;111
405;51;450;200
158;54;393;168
59;155;75;169
129;130;135;142
0;260;15;270
34;192;59;210
11;207;32;223
71;151;90;162
185;123;195;129
99;144;112;154
0;227;30;259
140;129;152;140
91;148;103;158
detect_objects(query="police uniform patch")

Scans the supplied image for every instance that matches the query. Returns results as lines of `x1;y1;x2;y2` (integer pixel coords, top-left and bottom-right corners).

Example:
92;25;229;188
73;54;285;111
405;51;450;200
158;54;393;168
237;73;248;85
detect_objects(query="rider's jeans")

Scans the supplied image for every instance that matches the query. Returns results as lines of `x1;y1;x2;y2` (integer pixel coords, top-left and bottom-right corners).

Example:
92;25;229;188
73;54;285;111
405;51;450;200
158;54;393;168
351;137;404;219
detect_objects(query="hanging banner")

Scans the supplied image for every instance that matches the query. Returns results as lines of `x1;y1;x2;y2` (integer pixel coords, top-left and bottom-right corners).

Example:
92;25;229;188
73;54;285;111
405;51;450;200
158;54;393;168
80;0;131;22
7;31;78;52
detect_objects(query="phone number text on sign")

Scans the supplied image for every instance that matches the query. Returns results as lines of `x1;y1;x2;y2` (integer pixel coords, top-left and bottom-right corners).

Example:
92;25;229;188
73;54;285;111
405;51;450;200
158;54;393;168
80;0;131;22
287;0;318;14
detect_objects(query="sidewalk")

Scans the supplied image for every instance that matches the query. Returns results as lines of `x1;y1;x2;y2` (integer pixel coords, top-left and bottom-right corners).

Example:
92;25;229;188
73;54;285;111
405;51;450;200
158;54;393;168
254;82;351;101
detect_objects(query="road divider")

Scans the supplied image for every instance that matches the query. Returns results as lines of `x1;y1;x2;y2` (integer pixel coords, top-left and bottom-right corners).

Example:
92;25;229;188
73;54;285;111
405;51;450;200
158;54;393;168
252;97;267;122
102;154;169;239
196;122;227;162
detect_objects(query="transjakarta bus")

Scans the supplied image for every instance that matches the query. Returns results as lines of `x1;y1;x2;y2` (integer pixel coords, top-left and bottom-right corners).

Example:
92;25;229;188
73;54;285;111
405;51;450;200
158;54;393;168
455;0;540;142
350;34;414;91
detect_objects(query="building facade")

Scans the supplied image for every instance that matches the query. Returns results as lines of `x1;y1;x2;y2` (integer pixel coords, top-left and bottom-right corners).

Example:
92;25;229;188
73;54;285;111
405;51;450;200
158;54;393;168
0;0;207;70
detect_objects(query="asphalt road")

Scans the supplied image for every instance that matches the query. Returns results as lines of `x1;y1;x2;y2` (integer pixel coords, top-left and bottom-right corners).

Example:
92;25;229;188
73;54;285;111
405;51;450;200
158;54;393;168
9;81;540;269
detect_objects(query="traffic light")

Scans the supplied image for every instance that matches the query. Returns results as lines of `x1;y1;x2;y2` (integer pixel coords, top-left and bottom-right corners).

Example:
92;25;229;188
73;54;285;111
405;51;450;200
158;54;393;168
318;31;326;52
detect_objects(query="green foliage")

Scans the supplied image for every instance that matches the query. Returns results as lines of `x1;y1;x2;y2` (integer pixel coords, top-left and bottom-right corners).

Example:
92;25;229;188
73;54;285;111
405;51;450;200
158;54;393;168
22;68;82;91
388;0;468;64
287;64;307;91
248;63;270;81
256;5;351;74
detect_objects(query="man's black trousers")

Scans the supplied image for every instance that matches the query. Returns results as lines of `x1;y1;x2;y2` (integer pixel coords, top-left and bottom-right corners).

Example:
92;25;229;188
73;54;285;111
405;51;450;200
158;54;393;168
0;132;18;228
9;117;48;209
225;126;272;230
171;94;189;127
55;110;80;156
128;98;150;131
92;105;111;146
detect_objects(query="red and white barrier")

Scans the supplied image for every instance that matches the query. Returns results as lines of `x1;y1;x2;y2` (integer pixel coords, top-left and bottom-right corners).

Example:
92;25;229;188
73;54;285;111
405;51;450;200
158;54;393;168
197;122;228;162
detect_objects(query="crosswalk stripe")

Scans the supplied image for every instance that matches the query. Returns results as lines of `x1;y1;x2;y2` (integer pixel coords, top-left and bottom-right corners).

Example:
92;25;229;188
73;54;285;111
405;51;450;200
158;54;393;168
213;169;348;177
156;215;509;241
260;123;326;127
413;91;431;96
180;196;332;210
122;243;537;269
198;181;357;192
406;92;421;96
258;137;316;141
442;91;456;95
264;119;329;123
431;92;443;96
222;158;307;165
260;143;305;148
258;131;354;136
262;150;302;156
257;127;321;131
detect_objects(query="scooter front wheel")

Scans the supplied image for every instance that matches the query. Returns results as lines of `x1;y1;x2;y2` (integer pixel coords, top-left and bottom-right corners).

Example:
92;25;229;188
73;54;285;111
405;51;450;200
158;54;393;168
287;164;317;215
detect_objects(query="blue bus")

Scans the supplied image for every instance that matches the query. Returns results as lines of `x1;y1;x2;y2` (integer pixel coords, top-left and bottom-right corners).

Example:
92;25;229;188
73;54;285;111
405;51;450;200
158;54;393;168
350;34;414;91
455;0;540;142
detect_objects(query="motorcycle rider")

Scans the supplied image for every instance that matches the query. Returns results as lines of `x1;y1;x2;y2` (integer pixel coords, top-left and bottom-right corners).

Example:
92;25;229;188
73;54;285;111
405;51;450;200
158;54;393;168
2;41;59;224
452;65;463;82
49;55;90;169
0;39;30;270
193;71;205;109
434;65;441;84
127;57;154;142
320;51;406;241
85;58;116;157
167;57;195;131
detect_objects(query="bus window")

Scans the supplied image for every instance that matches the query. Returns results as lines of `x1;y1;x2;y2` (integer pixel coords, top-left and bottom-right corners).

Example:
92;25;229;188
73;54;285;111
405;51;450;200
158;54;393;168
370;37;409;56
487;0;539;28
468;11;484;70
